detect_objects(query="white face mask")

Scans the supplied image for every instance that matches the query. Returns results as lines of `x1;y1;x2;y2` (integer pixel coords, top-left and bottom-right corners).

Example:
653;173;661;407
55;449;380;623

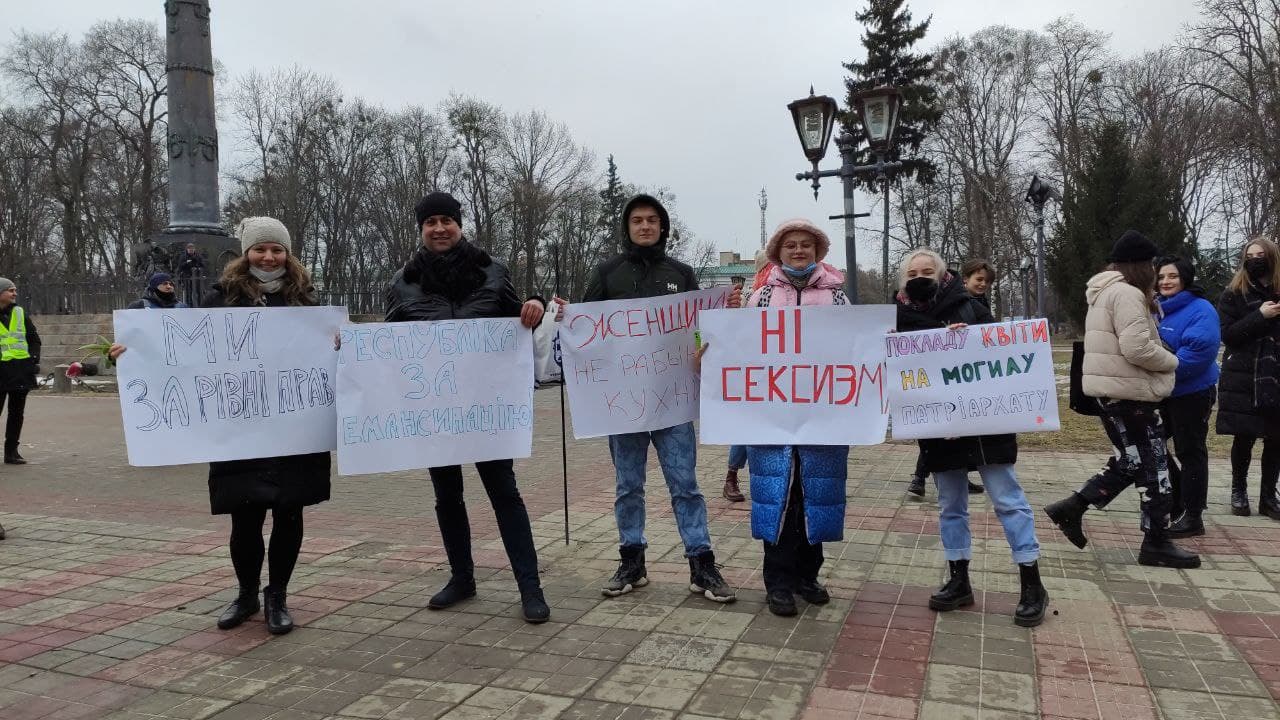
249;266;286;283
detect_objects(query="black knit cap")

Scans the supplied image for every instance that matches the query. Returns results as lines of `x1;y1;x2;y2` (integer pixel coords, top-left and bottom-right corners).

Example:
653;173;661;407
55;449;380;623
414;191;462;229
1108;229;1159;263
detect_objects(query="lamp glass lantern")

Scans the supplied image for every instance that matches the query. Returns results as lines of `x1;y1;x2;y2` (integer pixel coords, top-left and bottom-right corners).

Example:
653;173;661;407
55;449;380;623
854;85;903;153
787;90;839;163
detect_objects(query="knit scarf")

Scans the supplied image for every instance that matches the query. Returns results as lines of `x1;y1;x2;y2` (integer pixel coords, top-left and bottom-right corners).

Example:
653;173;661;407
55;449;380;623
404;237;491;302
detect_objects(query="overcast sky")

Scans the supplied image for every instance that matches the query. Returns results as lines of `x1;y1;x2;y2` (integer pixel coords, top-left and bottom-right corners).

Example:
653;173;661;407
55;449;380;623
4;0;1204;270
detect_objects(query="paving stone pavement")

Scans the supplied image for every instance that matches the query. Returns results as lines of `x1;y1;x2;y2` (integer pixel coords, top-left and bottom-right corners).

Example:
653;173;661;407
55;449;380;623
1;392;1278;720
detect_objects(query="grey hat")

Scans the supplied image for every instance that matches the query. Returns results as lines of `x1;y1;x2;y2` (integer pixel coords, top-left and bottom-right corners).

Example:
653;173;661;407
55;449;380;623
0;278;14;294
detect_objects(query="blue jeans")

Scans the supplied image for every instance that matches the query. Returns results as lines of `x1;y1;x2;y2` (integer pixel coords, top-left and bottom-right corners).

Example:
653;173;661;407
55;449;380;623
935;464;1039;564
728;445;747;471
608;421;712;557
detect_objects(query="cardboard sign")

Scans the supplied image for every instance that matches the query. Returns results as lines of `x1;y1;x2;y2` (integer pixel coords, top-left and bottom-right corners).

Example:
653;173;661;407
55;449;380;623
335;319;534;475
885;319;1061;439
559;288;730;438
113;306;348;466
698;304;897;445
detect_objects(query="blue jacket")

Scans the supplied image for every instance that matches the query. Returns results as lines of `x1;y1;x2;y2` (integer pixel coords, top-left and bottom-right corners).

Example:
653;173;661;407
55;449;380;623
746;445;848;544
1157;289;1220;397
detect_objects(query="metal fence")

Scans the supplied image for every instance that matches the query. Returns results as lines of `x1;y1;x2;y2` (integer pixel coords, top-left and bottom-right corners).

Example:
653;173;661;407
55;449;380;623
22;274;386;317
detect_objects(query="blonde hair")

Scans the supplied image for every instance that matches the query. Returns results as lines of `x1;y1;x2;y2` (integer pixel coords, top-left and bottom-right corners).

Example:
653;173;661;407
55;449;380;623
1227;236;1280;294
897;248;946;291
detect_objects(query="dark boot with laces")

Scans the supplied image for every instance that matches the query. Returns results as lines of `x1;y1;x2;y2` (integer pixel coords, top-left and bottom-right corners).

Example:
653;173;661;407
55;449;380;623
907;474;926;497
689;551;736;603
796;578;830;605
216;586;260;630
722;469;745;502
1231;476;1251;516
929;559;975;612
262;586;293;635
428;574;477;609
1013;562;1048;627
602;545;647;597
1260;477;1280;521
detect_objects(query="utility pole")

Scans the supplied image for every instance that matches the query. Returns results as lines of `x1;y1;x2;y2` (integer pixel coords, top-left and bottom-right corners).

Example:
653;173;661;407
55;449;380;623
758;188;768;248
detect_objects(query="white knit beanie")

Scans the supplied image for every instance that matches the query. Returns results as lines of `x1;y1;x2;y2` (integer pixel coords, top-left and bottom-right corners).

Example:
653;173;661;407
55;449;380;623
236;217;290;255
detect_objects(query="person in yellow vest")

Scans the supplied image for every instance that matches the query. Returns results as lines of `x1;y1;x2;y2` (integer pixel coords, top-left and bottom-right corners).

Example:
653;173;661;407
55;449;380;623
0;279;39;472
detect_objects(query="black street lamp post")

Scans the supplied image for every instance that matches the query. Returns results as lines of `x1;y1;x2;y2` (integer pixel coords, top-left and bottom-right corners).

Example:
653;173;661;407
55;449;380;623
788;86;903;303
1025;175;1061;318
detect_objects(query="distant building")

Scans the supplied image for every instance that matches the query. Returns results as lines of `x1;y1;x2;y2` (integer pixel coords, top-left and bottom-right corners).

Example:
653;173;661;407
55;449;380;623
698;251;757;292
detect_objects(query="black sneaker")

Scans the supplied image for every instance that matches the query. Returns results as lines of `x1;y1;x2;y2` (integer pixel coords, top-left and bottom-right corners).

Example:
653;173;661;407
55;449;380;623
796;578;830;605
521;589;550;624
767;589;797;616
428;576;477;609
907;475;926;497
689;551;736;603
602;545;647;597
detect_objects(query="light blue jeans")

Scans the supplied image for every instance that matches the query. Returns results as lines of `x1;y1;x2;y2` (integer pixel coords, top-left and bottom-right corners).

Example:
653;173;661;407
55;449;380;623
935;464;1040;564
608;421;712;557
728;445;748;471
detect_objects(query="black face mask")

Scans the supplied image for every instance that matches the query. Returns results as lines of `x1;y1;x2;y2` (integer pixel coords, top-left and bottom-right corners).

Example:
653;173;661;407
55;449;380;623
905;276;938;304
154;288;175;302
1245;257;1271;281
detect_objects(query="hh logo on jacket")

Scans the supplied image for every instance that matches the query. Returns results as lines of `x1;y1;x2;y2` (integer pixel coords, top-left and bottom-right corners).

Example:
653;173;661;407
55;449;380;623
666;282;679;293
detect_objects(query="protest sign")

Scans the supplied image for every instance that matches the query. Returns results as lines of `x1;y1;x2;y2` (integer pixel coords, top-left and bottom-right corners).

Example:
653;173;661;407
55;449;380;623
113;306;348;466
698;304;896;446
559;287;730;438
335;318;534;475
885;318;1061;439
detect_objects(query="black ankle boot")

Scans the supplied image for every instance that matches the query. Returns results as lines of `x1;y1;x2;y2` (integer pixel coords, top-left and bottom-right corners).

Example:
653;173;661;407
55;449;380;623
1260;479;1280;521
216;587;260;630
520;588;550;624
929;559;975;611
4;450;25;465
1045;493;1089;549
263;586;293;635
1167;511;1205;538
1231;477;1251;516
1137;535;1201;569
766;589;797;616
428;574;477;609
1014;562;1048;627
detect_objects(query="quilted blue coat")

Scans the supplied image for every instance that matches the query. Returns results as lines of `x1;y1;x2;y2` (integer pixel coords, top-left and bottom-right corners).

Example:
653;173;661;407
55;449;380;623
747;445;849;544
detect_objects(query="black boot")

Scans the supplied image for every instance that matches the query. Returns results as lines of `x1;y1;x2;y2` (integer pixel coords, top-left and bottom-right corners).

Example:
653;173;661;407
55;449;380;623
262;586;293;635
1137;534;1201;569
1166;510;1205;538
1231;476;1251;516
1014;562;1048;627
1260;477;1280;521
766;589;797;616
1044;493;1089;549
520;588;550;624
907;475;926;497
689;551;736;603
428;574;477;609
4;450;25;465
929;559;975;611
602;545;647;597
216;587;260;630
967;481;984;495
796;578;830;605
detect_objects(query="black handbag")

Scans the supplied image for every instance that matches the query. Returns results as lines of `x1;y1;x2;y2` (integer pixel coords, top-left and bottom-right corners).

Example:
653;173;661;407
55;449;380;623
1069;341;1102;416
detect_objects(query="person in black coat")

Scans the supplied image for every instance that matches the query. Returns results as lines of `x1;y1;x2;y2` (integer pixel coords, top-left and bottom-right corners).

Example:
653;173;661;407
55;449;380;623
895;249;1047;627
385;191;551;624
1216;237;1280;520
0;277;40;468
125;273;190;310
110;217;331;635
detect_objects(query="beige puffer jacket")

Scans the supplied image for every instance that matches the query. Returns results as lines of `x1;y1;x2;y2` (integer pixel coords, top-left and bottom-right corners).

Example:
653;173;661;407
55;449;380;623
1082;271;1177;402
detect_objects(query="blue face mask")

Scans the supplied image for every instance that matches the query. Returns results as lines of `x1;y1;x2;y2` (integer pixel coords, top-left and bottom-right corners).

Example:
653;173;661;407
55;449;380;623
781;262;817;277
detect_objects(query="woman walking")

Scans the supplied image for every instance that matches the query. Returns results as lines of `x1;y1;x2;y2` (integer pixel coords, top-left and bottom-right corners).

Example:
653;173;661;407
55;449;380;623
894;248;1048;627
1155;256;1219;536
111;217;331;634
1215;237;1280;520
1045;230;1200;567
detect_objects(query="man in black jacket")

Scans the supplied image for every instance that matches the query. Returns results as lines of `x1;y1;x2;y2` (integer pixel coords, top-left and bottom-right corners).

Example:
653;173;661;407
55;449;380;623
561;194;735;603
385;191;550;623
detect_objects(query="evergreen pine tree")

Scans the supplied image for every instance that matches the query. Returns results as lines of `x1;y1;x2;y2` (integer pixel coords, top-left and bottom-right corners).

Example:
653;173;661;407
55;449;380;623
1122;141;1189;259
598;155;627;249
842;0;941;187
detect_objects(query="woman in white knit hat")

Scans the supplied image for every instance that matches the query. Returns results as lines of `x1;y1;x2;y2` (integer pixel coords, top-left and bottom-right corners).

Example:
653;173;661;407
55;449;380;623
110;217;330;635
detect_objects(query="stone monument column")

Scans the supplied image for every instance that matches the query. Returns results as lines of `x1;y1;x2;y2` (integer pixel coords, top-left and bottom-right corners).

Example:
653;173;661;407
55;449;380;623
160;0;235;261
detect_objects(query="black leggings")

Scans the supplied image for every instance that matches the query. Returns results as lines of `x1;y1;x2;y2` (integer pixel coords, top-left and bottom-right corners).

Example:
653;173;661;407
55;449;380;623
1230;436;1280;487
228;506;304;592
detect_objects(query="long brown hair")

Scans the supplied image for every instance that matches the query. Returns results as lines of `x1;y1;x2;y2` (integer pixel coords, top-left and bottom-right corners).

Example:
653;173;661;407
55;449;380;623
1226;236;1280;295
1109;260;1158;313
218;254;316;306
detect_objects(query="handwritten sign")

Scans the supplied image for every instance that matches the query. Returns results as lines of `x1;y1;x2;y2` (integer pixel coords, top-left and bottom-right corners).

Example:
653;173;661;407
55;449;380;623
885;319;1061;439
559;288;730;438
698;305;896;445
113;307;348;466
335;319;534;475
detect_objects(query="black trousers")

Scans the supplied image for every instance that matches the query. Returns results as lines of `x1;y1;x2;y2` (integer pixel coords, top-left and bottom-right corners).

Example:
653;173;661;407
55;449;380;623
229;506;304;592
429;459;541;593
0;390;27;454
1231;435;1280;491
1162;388;1215;513
762;454;824;593
913;449;928;479
1079;400;1173;535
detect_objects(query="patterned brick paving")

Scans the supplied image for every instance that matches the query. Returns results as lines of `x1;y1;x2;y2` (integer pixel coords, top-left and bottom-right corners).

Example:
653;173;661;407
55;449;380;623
0;393;1277;719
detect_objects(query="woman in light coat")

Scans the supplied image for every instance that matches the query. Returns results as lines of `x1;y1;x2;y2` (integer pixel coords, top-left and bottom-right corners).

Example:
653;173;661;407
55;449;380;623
1045;230;1199;568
